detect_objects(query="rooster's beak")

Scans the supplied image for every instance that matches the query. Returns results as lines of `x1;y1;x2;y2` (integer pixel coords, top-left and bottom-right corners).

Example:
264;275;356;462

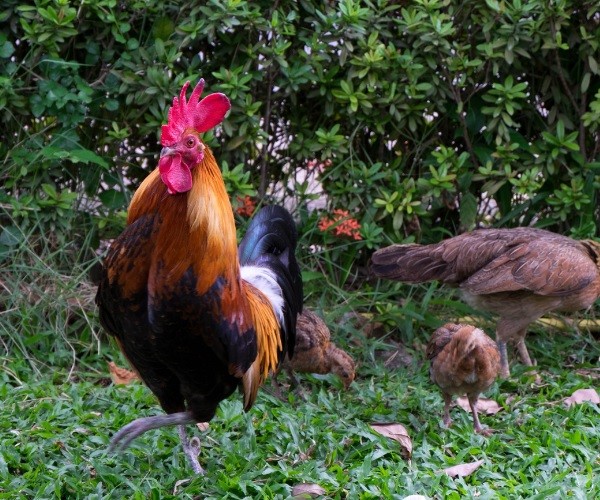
160;147;176;158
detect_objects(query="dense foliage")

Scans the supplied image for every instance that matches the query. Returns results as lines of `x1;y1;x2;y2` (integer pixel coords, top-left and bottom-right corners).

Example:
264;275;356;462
2;0;600;270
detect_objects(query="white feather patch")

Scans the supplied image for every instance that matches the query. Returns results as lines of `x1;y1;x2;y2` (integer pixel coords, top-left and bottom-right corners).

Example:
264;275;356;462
240;265;285;325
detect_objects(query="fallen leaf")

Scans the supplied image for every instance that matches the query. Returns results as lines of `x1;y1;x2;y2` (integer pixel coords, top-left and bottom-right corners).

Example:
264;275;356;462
456;396;501;415
298;442;316;462
173;478;191;495
575;368;600;380
564;388;600;407
291;483;326;498
363;321;386;338
382;340;415;369
370;422;412;459
443;459;484;477
341;311;385;338
108;361;140;385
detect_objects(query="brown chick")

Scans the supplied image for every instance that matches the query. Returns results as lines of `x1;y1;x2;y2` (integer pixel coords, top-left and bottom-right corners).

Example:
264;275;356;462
427;323;501;435
281;309;356;389
371;227;600;377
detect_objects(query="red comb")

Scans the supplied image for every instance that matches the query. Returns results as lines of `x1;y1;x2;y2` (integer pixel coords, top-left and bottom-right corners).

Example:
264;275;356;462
160;79;231;146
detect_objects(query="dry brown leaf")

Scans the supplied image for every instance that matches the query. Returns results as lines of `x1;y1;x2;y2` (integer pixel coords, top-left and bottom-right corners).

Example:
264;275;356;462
108;362;140;385
564;388;600;407
575;368;600;380
370;422;412;459
443;459;484;477
456;396;502;415
173;478;192;495
291;483;326;498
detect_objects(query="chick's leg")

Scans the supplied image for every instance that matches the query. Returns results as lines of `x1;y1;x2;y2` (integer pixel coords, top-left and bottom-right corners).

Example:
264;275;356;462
442;393;453;427
178;425;204;475
468;394;493;436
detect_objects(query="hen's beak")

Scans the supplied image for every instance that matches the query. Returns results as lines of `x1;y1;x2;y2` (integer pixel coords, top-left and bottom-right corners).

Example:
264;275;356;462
160;146;176;158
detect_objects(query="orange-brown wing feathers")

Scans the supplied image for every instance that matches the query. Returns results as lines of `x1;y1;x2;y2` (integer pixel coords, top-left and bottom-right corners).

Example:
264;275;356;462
462;235;600;296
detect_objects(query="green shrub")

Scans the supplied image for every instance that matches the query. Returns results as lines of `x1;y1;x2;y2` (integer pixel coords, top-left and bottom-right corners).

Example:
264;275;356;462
2;0;599;273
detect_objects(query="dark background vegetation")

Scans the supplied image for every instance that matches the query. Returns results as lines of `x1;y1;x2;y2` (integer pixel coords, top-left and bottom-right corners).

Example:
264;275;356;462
1;0;599;497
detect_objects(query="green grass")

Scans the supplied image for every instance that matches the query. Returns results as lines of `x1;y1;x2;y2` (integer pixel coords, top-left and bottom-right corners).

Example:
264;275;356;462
1;317;599;498
1;223;599;499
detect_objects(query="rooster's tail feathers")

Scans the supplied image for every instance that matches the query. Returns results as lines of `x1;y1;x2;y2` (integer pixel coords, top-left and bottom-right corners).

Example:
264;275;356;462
239;205;303;359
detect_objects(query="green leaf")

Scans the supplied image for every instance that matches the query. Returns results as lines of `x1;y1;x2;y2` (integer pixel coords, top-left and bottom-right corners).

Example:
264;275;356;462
485;0;500;11
69;149;109;168
226;135;248;150
588;55;598;75
105;99;119;111
581;72;591;93
556;120;565;140
459;192;478;231
340;79;352;94
301;270;325;282
99;189;127;210
0;226;21;247
0;40;14;58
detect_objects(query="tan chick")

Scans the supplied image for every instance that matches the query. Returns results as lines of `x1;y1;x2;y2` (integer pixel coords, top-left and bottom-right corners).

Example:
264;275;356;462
427;323;501;436
281;309;356;389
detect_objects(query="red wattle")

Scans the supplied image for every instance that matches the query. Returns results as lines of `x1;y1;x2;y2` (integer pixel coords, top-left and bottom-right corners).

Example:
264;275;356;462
158;154;193;194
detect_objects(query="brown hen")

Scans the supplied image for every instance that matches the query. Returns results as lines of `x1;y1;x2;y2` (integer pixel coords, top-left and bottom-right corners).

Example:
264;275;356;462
371;227;600;377
281;309;356;389
427;323;500;435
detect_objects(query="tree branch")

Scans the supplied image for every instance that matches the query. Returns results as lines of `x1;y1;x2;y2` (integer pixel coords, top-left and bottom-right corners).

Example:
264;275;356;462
442;65;480;171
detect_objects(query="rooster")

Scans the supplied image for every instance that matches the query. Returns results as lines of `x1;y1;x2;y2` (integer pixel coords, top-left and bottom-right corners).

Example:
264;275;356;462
370;228;600;378
95;79;303;474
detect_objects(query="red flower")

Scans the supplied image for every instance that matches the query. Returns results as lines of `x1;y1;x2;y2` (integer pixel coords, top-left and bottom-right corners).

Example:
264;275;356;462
318;209;362;241
236;195;256;217
307;158;333;173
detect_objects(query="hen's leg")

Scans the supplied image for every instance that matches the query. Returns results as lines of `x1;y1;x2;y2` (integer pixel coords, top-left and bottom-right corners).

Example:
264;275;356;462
496;340;510;379
178;425;204;475
515;336;533;366
495;319;511;378
442;393;453;427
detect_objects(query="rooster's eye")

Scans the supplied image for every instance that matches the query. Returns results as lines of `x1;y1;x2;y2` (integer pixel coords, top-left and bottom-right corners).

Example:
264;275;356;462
185;137;195;148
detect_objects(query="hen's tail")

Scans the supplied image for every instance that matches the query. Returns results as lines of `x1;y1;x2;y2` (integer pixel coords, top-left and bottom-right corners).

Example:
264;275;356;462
370;243;452;283
239;205;303;359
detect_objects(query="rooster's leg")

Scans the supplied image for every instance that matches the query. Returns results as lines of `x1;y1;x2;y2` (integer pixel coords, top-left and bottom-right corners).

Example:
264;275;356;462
178;425;204;475
442;393;453;427
109;411;196;452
